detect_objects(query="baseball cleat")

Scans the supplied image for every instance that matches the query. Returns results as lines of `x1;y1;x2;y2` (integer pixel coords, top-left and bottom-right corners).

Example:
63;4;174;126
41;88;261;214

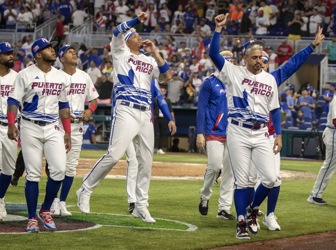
38;210;57;231
26;218;40;233
132;207;156;224
236;220;250;240
217;210;235;220
0;198;7;221
77;188;91;213
262;212;281;231
257;210;264;216
307;196;327;205
59;201;72;216
51;198;61;216
198;198;209;216
246;205;259;234
128;203;135;213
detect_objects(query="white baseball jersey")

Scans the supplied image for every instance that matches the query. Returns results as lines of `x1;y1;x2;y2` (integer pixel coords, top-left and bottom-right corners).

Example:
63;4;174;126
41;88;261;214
61;68;99;118
9;64;69;122
218;62;279;123
0;69;17;123
0;69;18;175
110;34;160;107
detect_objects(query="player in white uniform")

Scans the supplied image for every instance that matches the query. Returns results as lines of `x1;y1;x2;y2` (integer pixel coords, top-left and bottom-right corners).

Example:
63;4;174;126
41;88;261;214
0;42;18;222
49;44;99;216
76;12;171;223
126;79;176;214
209;14;282;240
7;38;71;233
308;96;336;205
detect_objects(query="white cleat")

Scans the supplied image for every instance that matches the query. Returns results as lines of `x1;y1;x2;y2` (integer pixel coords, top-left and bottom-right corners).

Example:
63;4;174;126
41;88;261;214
262;212;281;231
0;198;7;222
157;149;165;155
76;188;91;214
132;207;156;224
51;198;61;216
60;201;72;216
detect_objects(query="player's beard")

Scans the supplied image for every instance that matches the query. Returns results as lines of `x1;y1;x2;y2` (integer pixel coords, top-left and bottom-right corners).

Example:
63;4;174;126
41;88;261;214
1;59;14;68
42;54;56;63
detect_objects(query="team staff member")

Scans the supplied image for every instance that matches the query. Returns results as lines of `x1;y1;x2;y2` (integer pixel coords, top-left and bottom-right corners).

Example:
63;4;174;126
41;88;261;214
0;42;18;222
50;44;99;217
76;12;171;223
7;38;71;233
209;14;282;240
126;79;176;218
196;50;235;221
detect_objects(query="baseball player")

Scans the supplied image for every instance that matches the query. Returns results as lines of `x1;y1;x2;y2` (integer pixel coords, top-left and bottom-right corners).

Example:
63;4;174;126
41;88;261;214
196;50;235;220
126;79;176;214
7;38;71;233
247;28;325;231
0;42;18;222
209;14;282;240
49;44;99;217
76;12;171;224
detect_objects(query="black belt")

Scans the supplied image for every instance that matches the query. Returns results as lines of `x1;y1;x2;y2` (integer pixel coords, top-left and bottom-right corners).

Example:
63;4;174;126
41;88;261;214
22;116;54;126
120;100;150;111
0;121;8;126
231;119;266;130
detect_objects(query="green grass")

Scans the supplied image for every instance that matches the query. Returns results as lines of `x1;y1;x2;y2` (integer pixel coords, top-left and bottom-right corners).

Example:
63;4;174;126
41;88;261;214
2;156;336;250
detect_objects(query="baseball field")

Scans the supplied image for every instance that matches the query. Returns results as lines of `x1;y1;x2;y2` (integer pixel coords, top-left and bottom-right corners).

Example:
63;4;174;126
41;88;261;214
1;150;336;250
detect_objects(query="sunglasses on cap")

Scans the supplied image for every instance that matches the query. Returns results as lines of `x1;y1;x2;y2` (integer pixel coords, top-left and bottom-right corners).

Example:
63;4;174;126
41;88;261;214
262;56;269;64
224;56;233;60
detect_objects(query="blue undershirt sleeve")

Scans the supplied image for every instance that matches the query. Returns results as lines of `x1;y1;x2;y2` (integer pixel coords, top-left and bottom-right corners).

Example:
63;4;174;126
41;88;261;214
209;32;224;71
113;17;141;37
270;108;282;135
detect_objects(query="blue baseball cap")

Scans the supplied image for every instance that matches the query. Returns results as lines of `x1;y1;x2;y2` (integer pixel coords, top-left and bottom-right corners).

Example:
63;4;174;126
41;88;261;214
0;42;14;54
31;38;57;58
58;44;80;58
307;86;314;91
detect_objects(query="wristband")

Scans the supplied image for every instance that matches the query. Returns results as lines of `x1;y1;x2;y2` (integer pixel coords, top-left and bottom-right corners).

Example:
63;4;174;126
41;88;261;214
7;112;16;125
158;62;169;74
310;43;316;49
88;103;97;113
61;118;71;134
333;118;336;127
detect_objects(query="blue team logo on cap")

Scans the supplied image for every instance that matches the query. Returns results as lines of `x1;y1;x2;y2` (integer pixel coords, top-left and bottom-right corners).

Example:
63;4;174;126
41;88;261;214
31;38;57;58
0;42;14;54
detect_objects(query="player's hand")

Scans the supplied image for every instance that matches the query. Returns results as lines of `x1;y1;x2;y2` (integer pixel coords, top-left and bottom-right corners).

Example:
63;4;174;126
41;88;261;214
64;133;71;153
273;135;282;154
137;12;148;23
312;26;325;47
196;134;205;150
215;13;229;28
168;121;177;136
142;39;157;54
81;109;92;122
7;124;18;141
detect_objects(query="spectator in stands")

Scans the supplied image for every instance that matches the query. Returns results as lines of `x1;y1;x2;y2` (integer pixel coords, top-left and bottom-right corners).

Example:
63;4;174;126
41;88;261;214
95;10;107;33
282;0;297;30
159;2;171;25
16;5;34;31
323;82;336;113
154;86;174;155
190;56;201;73
22;35;33;57
280;92;291;118
183;73;196;104
265;46;279;72
134;1;146;16
4;5;17;29
32;0;43;25
296;87;316;119
55;15;65;50
115;0;129;24
309;7;323;36
15;41;25;63
231;38;244;58
240;4;253;35
100;44;112;64
58;0;73;24
324;34;336;64
94;72;113;104
184;4;198;34
229;0;243;26
269;1;279;29
199;52;213;72
72;6;89;27
86;48;103;68
255;9;270;35
12;53;24;72
276;38;293;65
24;54;34;68
300;10;309;37
258;0;273;20
199;18;211;37
143;3;157;32
284;86;296;118
172;4;185;27
204;2;216;29
83;118;96;144
288;10;304;40
296;109;305;127
167;72;184;105
87;60;102;85
174;23;186;34
101;59;113;80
